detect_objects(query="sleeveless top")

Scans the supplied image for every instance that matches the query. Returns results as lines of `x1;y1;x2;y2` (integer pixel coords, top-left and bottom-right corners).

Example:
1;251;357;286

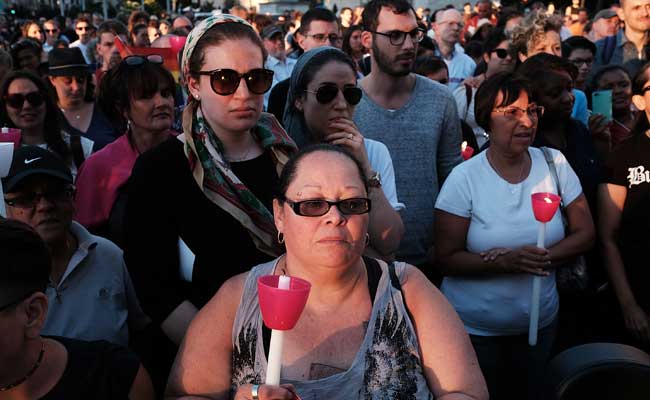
230;257;434;399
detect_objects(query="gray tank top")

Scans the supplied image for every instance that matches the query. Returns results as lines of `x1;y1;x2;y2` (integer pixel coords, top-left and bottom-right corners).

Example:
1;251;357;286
230;257;434;399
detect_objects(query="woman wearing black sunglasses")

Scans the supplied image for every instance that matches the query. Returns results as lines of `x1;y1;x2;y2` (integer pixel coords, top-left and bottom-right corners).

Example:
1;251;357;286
284;46;403;260
0;70;93;179
121;15;296;392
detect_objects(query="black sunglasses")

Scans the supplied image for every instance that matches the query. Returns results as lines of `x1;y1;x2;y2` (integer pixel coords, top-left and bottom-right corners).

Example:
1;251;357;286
45;29;59;33
4;91;45;109
304;84;362;106
283;197;371;217
197;68;274;96
491;48;509;59
76;26;91;32
4;187;75;209
123;54;164;66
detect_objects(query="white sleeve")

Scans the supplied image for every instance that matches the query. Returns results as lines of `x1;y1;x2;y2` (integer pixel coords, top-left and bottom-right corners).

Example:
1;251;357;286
364;139;405;211
434;165;472;218
550;148;583;206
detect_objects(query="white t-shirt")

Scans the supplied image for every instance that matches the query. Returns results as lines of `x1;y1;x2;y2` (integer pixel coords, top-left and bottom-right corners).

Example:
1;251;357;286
435;147;582;336
365;138;405;211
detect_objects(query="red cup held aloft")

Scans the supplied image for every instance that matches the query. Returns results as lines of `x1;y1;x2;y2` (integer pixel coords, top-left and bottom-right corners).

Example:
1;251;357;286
258;275;311;331
0;127;21;148
531;192;561;223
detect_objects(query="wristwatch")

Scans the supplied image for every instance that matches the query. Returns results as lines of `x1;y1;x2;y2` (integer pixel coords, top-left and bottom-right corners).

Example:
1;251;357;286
368;170;382;188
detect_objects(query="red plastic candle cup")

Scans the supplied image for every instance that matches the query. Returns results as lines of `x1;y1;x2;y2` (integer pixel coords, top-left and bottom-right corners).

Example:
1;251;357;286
258;275;311;331
0;127;21;148
461;141;474;160
531;192;561;223
169;36;187;54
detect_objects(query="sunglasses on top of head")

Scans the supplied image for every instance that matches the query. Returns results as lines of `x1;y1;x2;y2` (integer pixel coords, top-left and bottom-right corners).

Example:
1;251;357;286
4;91;45;109
123;54;164;66
197;68;274;96
304;84;362;106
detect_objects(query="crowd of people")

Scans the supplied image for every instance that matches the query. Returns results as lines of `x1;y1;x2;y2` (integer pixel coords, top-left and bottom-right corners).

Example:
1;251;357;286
1;0;650;399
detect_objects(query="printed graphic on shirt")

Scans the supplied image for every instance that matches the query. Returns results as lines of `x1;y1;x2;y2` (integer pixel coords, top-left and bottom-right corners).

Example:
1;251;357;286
362;301;431;400
231;324;261;390
627;166;650;188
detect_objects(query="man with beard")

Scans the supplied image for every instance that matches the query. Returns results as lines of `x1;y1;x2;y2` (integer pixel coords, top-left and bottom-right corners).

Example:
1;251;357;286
595;0;650;74
262;24;296;109
267;7;342;125
354;0;462;282
434;8;476;91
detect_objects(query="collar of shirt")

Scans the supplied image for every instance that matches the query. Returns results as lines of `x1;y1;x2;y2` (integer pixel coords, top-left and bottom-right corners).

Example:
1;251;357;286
53;221;99;287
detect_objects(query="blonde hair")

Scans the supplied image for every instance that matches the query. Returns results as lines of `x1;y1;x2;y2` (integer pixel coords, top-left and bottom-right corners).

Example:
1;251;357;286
511;11;562;57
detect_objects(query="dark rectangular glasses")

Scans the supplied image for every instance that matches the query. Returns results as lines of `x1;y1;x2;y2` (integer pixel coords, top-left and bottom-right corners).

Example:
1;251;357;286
197;68;274;96
283;197;371;217
369;28;425;46
123;54;164;66
4;187;75;209
304;84;362;106
4;91;45;109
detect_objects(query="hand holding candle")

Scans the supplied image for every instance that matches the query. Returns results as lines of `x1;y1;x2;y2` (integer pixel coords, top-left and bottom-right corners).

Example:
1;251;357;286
529;192;561;346
257;274;311;385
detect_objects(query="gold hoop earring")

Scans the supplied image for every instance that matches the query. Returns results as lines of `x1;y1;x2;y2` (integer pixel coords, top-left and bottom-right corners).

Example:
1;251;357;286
278;231;284;244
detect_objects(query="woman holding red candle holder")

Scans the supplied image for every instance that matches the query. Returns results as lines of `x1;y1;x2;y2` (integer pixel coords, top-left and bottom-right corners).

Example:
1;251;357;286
167;145;488;400
434;72;594;400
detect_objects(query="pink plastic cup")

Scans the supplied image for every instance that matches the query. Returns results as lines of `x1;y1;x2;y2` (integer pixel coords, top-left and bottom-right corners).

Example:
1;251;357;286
531;192;561;223
258;275;311;331
169;36;187;54
0;127;21;148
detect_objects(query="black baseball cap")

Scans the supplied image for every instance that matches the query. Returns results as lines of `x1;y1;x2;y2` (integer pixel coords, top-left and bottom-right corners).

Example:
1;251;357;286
262;25;283;40
2;146;72;193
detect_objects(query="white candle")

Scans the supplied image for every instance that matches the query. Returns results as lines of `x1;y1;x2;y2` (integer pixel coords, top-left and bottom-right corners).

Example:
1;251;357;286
529;222;545;346
266;275;291;385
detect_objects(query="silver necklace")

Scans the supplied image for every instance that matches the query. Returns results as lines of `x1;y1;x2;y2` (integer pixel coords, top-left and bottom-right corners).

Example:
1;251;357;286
487;151;528;194
226;145;253;162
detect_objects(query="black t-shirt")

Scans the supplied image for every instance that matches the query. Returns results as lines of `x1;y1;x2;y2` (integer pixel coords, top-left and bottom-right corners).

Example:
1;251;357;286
602;133;650;307
123;138;278;324
41;336;139;400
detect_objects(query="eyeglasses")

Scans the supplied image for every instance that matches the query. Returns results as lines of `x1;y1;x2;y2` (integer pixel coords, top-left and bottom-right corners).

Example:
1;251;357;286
123;54;164;66
282;197;371;217
76;26;91;32
304;84;362;105
491;48;510;59
4;91;45;109
568;58;593;67
45;29;59;34
368;28;425;46
303;33;343;45
197;68;274;96
492;104;545;120
4;187;75;209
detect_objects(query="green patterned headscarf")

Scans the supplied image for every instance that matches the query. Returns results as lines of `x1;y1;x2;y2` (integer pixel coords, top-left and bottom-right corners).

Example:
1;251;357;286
180;14;297;257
